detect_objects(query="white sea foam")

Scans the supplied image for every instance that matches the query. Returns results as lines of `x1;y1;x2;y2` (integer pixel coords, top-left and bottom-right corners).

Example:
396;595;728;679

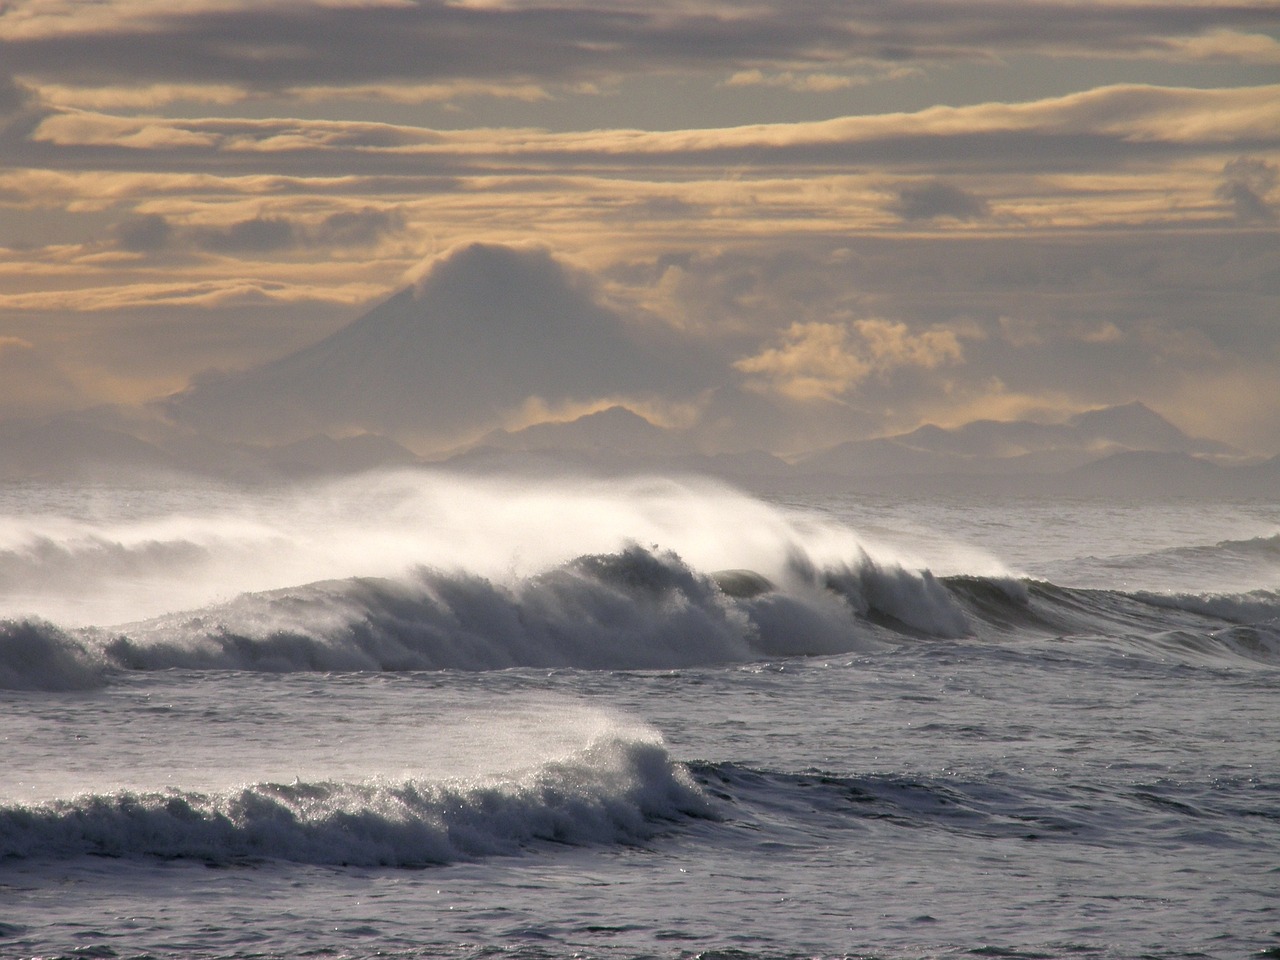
76;543;926;680
4;489;1277;960
0;470;933;628
3;473;1277;690
0;471;995;687
0;731;712;865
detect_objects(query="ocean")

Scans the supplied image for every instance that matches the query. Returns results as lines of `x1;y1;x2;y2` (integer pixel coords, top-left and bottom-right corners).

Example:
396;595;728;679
1;470;1277;960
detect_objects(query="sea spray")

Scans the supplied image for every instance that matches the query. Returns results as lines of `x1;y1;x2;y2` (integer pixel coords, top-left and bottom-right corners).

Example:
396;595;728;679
5;547;1280;690
4;473;1279;692
0;469;988;627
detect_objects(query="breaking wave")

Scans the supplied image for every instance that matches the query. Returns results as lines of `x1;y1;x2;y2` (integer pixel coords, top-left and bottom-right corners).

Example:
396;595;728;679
2;472;1278;691
3;543;1278;692
0;734;711;866
0;543;973;688
0;619;106;691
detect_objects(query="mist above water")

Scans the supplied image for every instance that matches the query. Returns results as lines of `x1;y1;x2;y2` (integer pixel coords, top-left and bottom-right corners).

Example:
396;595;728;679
0;469;950;628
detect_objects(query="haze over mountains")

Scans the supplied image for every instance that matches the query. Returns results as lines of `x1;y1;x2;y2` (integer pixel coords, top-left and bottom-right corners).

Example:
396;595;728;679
166;243;709;450
1;242;1274;497
454;401;1278;497
9;394;1273;496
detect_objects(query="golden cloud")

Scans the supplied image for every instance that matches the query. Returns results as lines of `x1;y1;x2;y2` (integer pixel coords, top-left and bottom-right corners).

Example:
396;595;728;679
36;83;251;110
22;83;1278;157
734;318;964;401
0;278;386;312
723;70;863;93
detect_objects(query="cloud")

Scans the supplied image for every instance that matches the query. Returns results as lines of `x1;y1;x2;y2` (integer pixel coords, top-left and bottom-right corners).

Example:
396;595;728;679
112;213;174;252
0;336;32;353
192;216;298;253
856;317;966;368
1155;29;1280;66
723;70;863;93
0;72;50;148
888;179;990;221
20;84;1279;188
734;318;964;401
286;81;553;105
36;83;250;111
0;279;380;312
0;74;33;117
5;226;1280;454
2;82;1266;292
108;208;406;256
616;195;701;222
734;322;874;401
1216;155;1277;222
623;230;1280;450
2;1;1276;100
312;207;405;246
1;3;1278;456
30;111;219;150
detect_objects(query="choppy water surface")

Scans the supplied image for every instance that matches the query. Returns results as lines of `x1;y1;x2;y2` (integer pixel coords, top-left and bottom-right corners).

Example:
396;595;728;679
1;471;1277;959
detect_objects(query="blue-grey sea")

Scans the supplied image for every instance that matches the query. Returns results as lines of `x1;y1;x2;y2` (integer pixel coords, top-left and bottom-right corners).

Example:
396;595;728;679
1;471;1277;959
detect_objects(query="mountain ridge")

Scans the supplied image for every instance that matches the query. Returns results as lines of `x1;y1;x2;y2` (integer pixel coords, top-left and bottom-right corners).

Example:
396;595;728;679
164;243;706;449
2;401;1272;497
795;401;1239;477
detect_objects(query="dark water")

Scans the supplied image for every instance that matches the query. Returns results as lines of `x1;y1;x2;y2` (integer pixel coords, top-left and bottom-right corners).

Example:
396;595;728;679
1;475;1277;959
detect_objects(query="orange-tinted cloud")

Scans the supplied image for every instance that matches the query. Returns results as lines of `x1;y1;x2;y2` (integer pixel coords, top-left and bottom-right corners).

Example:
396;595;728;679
735;318;965;401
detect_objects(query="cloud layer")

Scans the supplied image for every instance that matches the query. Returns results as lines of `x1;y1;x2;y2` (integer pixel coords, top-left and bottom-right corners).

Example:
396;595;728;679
0;0;1278;454
5;1;1278;98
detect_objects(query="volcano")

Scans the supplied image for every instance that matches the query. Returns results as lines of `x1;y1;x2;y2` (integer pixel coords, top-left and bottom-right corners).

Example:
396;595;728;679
166;243;703;449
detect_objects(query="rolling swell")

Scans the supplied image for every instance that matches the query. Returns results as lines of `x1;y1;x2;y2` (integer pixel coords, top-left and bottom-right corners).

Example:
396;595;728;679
1103;532;1280;571
690;761;1275;851
0;736;712;866
943;575;1280;664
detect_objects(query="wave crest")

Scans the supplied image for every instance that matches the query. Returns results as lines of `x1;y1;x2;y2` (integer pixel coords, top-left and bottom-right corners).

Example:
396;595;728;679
0;619;106;691
0;736;711;866
6;541;1277;691
47;543;941;685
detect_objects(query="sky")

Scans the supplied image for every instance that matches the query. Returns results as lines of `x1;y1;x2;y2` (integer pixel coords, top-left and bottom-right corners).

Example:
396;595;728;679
0;0;1277;456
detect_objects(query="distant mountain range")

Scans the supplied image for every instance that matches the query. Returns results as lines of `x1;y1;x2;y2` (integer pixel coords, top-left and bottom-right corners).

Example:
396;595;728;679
793;401;1239;478
434;402;1277;498
474;405;690;458
0;242;1273;497
3;395;1275;497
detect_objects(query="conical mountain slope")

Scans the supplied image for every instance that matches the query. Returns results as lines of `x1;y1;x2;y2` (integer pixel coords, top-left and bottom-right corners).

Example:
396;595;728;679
166;243;702;448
